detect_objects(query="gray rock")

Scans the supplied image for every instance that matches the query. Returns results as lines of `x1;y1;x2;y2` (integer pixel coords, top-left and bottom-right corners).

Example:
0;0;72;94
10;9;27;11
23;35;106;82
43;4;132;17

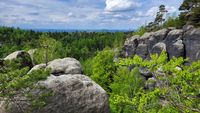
47;58;82;75
121;35;139;57
151;42;166;55
139;32;153;44
139;67;152;79
38;74;109;113
182;25;194;32
148;29;169;51
0;74;109;113
28;64;46;74
135;44;148;59
169;40;184;59
4;51;33;68
124;35;140;45
0;57;109;113
183;28;200;63
164;30;184;58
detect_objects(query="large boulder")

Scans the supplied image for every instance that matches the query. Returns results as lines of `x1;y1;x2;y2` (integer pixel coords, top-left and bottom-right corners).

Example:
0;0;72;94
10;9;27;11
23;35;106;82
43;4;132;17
135;44;148;59
151;42;166;55
164;30;184;59
4;50;33;68
28;63;46;74
139;32;153;44
183;28;200;63
169;40;184;59
148;29;169;51
0;58;109;113
121;35;139;57
37;74;109;113
47;58;82;75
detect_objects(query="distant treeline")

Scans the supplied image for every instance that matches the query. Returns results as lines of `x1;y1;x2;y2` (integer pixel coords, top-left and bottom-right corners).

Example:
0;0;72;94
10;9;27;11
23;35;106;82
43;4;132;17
0;26;128;61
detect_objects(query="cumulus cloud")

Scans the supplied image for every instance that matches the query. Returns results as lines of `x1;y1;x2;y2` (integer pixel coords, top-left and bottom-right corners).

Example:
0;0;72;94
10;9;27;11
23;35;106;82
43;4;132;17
145;5;178;17
0;0;182;29
105;0;141;12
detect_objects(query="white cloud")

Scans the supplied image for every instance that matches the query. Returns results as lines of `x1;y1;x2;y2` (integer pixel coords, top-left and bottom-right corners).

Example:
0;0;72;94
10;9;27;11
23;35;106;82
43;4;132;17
166;6;177;14
130;17;140;22
0;0;182;29
145;5;178;17
105;0;141;12
145;6;158;17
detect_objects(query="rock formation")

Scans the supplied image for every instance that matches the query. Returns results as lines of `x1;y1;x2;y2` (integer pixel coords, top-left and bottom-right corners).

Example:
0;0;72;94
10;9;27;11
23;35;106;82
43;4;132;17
121;26;200;64
0;55;109;113
4;50;33;68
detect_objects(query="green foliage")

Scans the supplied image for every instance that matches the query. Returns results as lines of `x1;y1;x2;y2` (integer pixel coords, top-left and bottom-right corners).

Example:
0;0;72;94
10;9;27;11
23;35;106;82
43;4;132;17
163;17;183;29
133;26;147;36
154;5;168;26
33;33;63;65
111;52;200;113
179;0;200;27
0;27;125;62
0;60;52;112
83;48;117;92
110;67;145;113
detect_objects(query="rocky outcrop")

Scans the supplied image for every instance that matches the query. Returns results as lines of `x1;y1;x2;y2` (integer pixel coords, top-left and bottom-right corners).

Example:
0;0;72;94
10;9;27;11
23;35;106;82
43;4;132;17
0;57;109;113
183;28;200;63
121;35;139;57
4;50;33;68
121;26;200;63
47;58;82;75
37;74;109;113
151;42;166;55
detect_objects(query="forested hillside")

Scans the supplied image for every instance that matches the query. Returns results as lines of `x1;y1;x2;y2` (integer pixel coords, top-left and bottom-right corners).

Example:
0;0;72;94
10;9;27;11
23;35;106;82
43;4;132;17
0;26;126;61
0;0;200;113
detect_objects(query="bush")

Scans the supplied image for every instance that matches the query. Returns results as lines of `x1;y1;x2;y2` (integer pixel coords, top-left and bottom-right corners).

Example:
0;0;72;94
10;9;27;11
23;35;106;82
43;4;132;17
82;47;117;92
0;60;52;112
109;52;200;113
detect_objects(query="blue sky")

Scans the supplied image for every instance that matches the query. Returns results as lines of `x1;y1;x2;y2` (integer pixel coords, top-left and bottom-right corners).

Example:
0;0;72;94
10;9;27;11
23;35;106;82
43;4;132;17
0;0;183;30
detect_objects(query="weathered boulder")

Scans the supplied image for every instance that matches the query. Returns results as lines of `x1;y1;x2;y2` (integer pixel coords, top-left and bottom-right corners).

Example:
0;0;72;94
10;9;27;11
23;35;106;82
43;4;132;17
148;29;169;51
121;35;139;57
139;32;153;44
4;51;33;68
151;42;166;55
0;74;109;113
135;44;148;59
169;40;184;59
183;28;200;63
28;63;46;73
37;74;109;113
0;57;109;113
164;30;184;58
47;58;82;75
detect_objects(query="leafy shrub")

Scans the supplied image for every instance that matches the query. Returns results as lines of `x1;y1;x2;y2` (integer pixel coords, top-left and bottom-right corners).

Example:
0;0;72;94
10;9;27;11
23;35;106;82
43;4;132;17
133;26;147;36
110;52;200;113
0;60;52;113
83;47;117;92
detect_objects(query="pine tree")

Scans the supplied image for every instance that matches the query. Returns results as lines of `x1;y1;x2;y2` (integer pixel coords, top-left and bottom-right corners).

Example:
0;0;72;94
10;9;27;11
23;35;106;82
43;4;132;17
179;0;200;26
154;5;168;26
